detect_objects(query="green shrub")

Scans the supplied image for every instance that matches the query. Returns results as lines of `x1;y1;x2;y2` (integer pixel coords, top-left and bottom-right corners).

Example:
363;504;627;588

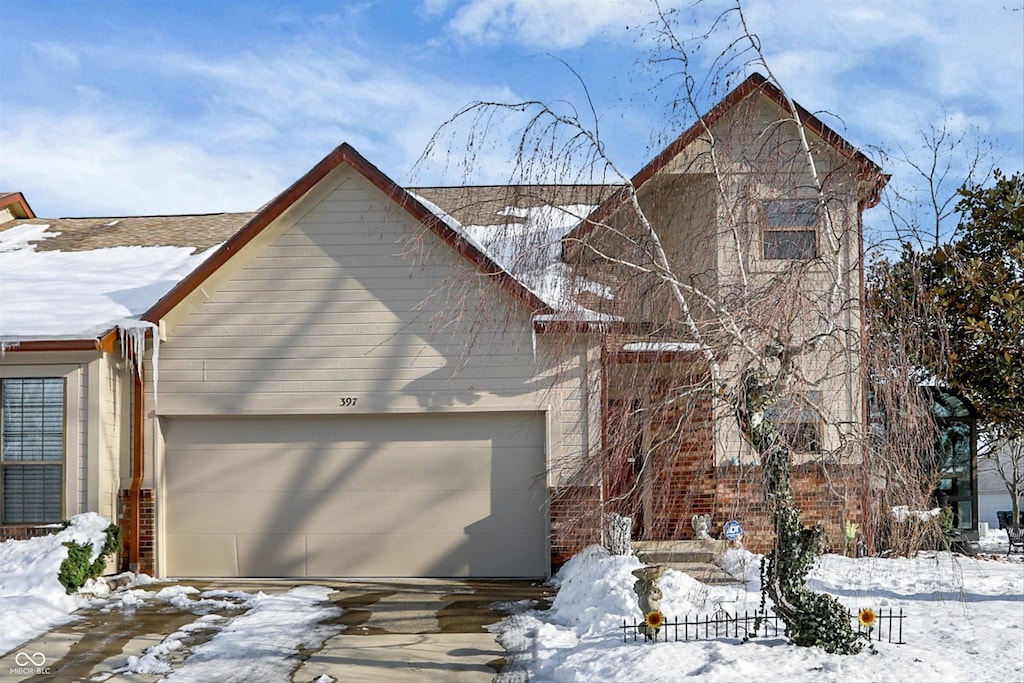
58;523;121;594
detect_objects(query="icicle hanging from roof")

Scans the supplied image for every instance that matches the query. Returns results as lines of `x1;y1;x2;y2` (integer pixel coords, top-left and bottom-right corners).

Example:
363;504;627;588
117;319;160;404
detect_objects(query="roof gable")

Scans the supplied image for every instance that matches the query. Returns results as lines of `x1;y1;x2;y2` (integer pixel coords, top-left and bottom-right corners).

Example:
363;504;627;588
143;143;555;325
567;72;886;242
0;192;35;222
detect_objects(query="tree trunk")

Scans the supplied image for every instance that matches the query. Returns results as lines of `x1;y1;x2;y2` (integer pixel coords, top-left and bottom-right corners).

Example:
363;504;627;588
739;371;864;654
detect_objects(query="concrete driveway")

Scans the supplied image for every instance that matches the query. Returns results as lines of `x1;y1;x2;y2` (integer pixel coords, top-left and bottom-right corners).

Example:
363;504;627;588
3;579;552;682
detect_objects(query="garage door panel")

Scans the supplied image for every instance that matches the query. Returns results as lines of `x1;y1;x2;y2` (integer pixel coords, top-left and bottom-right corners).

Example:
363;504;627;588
164;412;548;577
303;532;543;577
166;534;238;576
165;443;537;494
169;488;548;537
479;489;549;533
235;534;308;577
169;413;538;446
167;450;498;494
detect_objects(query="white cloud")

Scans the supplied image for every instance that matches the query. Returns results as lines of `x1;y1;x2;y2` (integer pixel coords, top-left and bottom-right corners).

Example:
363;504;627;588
2;107;282;216
442;0;678;48
743;0;1024;141
1;41;521;216
1;1;1019;220
31;41;81;69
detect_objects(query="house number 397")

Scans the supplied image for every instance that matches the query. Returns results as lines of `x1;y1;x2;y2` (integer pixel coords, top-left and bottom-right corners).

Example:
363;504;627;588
339;397;358;407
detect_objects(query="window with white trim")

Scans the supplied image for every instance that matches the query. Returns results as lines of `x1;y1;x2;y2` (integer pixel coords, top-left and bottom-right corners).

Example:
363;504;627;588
762;199;818;260
1;378;65;523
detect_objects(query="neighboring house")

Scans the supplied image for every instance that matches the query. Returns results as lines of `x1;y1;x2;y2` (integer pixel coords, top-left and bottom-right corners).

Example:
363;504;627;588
978;440;1024;529
0;74;885;578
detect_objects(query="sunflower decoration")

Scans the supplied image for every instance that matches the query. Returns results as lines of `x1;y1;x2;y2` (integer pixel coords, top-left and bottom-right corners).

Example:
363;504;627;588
858;607;877;629
645;610;665;629
641;609;665;640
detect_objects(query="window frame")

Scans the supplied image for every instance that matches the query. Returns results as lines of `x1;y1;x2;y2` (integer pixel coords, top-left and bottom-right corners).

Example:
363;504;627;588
761;198;819;260
0;375;69;525
765;391;824;454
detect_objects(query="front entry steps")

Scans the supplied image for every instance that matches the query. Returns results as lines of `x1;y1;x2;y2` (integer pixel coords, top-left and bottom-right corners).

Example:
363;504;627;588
632;540;739;585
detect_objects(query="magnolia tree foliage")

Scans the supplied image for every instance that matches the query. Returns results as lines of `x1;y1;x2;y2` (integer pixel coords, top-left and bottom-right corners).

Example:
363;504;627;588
869;169;1024;527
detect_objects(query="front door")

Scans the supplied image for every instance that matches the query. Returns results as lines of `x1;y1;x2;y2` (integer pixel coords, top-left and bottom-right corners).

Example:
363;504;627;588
604;399;646;537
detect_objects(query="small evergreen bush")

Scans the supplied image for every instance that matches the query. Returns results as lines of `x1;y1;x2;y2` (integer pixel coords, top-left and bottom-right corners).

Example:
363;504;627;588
58;523;121;594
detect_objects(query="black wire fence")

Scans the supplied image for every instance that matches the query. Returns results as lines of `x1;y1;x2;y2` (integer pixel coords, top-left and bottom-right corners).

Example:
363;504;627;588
620;607;906;645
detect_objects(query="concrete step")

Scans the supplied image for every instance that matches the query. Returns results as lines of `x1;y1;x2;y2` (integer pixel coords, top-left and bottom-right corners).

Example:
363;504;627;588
631;540;740;585
633;539;728;565
661;561;740;585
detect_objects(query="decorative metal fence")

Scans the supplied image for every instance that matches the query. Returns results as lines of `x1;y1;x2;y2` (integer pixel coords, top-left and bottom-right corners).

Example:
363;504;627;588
620;608;906;645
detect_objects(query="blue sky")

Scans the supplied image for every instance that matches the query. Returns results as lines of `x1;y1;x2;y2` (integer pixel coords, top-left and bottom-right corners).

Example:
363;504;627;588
2;1;1022;244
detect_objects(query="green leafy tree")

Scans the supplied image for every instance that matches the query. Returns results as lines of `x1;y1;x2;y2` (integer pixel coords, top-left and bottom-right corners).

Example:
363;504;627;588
869;170;1024;526
934;171;1024;432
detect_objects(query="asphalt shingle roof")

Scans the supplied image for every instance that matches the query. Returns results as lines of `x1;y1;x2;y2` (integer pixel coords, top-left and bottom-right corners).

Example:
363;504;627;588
2;213;257;253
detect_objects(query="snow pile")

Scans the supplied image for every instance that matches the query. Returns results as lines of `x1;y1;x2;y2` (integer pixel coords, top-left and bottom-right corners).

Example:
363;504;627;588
462;203;611;316
496;544;1024;682
0;223;218;340
0;512;114;655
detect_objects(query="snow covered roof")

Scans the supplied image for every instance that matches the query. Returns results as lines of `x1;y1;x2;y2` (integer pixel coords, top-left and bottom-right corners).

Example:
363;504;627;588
0;214;252;343
0;158;617;348
411;185;619;321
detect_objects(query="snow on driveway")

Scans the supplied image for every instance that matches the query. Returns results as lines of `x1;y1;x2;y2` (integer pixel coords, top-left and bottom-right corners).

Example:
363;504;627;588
85;585;342;681
4;515;1023;682
161;586;341;682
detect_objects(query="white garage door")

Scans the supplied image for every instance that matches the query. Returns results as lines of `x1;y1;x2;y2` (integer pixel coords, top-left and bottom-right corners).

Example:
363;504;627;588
163;412;548;578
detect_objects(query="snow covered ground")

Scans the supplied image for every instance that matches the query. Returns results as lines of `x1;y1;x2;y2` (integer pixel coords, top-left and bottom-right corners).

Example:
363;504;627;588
496;532;1024;682
2;515;1022;682
0;512;116;655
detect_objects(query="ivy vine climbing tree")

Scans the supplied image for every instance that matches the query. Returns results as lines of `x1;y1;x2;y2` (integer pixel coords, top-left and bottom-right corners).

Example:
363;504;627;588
740;371;864;654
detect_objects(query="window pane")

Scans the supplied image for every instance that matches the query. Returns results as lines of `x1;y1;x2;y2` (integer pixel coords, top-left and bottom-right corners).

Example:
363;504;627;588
2;464;63;523
765;393;823;452
763;229;817;260
955;500;972;529
764;199;817;227
2;378;64;462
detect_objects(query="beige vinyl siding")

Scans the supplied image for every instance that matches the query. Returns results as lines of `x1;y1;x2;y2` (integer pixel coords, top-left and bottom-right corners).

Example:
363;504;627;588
77;365;87;513
153;166;585;425
91;353;127;519
150;164;596;576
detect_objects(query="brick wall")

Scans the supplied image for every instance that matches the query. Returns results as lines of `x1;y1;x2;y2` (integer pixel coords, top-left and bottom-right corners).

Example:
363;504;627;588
549;485;602;569
645;386;717;540
712;462;865;554
118;488;155;576
0;524;62;542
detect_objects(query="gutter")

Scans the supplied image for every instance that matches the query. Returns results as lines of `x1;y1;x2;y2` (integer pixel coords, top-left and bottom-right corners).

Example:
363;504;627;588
0;334;116;353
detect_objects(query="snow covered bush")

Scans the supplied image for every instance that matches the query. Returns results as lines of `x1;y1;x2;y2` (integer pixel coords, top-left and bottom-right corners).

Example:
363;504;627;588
0;512;118;655
58;521;119;593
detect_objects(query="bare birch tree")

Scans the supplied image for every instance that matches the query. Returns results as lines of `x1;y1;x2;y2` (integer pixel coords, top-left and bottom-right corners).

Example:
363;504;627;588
413;0;909;654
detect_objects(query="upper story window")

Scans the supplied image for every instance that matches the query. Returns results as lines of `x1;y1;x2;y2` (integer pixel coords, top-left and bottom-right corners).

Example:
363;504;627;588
762;199;818;260
1;378;65;524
